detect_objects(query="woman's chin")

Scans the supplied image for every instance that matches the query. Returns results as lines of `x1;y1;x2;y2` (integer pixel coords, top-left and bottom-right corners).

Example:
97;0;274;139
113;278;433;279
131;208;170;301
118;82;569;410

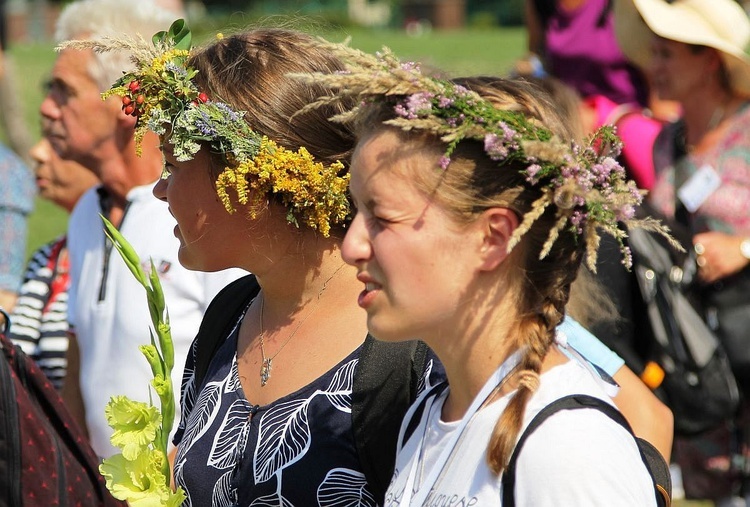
366;319;417;344
177;247;200;271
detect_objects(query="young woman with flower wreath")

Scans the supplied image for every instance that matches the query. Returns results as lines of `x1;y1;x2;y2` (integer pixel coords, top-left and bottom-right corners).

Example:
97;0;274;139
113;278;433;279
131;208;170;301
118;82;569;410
65;20;677;505
293;47;676;504
151;29;394;505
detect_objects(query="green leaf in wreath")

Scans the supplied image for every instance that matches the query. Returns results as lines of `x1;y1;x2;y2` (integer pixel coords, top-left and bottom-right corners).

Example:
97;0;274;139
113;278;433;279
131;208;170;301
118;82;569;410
152;18;191;52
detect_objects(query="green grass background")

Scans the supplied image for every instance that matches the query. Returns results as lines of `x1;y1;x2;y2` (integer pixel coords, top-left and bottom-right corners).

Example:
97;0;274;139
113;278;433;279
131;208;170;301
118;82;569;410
4;23;715;506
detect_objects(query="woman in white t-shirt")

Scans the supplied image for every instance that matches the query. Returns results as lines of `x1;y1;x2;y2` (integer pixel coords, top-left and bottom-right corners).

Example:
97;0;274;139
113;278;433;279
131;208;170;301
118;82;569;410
306;51;667;505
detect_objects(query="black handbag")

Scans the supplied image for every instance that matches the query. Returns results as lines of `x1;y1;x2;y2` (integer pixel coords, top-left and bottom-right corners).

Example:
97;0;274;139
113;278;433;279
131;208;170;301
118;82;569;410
700;268;750;393
629;227;741;435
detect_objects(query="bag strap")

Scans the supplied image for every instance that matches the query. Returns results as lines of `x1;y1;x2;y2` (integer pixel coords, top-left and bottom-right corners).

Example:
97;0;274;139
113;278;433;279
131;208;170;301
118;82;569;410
668;120;695;229
351;337;430;505
0;308;8;335
399;381;450;453
629;227;725;369
0;322;22;507
602;102;645;127
501;394;671;507
193;273;260;391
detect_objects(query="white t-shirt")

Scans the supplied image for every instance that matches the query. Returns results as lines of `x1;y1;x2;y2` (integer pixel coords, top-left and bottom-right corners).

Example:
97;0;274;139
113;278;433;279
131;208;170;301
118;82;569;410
385;359;656;506
67;183;244;458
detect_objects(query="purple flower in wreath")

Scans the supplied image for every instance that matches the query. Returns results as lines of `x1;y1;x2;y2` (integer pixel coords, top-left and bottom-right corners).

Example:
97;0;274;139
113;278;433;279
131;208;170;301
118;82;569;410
618;205;636;221
590;156;621;185
438;96;454;108
215;102;241;123
195;109;217;137
570;210;587;233
484;133;509;161
525;163;542;183
395;92;434;119
400;61;421;72
452;84;470;97
439;155;451;170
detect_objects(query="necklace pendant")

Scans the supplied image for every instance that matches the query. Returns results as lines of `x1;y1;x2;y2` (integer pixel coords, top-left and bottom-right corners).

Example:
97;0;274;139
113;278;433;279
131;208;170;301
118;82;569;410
260;358;272;386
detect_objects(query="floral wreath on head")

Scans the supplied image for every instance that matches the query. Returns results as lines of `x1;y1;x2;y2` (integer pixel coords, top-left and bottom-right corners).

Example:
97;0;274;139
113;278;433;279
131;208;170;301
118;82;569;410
60;19;350;237
293;44;680;269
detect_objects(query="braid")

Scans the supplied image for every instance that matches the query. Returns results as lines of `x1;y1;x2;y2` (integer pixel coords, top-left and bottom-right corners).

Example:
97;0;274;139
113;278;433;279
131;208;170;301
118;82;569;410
486;315;549;474
486;205;585;474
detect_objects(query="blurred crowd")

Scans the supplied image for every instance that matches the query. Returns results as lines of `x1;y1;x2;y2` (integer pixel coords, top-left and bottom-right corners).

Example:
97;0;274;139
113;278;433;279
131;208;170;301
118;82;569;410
518;1;750;503
1;0;749;505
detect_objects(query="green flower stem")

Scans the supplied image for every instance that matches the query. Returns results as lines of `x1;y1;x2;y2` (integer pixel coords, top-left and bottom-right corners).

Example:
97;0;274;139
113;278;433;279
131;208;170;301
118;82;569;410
102;215;149;287
158;319;175;371
148;263;166;312
139;343;165;379
100;216;177;491
158;386;175;457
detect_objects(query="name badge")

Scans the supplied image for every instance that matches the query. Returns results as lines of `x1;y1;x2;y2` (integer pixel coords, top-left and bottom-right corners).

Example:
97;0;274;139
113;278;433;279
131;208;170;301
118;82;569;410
677;164;722;213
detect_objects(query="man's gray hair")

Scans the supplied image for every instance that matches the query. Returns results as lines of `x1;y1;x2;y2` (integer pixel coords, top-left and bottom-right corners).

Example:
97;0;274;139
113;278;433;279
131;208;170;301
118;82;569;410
55;0;178;91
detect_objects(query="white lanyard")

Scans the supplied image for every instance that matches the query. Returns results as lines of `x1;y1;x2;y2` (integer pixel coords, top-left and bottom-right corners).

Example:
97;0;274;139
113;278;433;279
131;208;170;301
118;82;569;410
399;349;523;506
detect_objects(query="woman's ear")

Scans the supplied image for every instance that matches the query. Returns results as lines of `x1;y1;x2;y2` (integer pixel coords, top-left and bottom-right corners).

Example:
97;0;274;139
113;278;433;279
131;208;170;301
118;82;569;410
477;208;519;271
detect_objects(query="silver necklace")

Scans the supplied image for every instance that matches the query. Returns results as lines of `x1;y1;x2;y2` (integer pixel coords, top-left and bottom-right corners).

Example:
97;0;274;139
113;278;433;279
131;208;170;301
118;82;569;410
257;263;346;387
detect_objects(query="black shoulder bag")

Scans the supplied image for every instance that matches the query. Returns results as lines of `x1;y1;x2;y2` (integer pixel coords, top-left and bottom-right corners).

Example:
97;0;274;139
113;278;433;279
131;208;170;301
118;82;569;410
629;225;740;435
0;309;125;507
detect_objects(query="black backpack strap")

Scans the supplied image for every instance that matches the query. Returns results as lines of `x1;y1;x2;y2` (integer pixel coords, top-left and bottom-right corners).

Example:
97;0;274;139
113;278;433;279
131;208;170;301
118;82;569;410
0;308;8;334
501;394;671;507
351;337;430;505
400;381;449;450
193;274;260;390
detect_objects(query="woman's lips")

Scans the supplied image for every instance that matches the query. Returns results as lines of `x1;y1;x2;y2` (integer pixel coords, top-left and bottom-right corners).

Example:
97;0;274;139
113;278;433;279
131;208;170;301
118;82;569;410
358;281;381;308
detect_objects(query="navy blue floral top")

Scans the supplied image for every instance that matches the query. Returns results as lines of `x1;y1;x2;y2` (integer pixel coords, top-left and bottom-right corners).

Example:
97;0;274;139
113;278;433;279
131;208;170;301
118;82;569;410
173;312;440;506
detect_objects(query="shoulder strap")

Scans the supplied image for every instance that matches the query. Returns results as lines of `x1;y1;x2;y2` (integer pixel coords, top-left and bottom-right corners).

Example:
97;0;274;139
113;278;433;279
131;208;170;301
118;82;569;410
1;308;8;335
501;394;671;507
193;274;260;391
603;102;645;127
351;337;430;505
399;381;449;450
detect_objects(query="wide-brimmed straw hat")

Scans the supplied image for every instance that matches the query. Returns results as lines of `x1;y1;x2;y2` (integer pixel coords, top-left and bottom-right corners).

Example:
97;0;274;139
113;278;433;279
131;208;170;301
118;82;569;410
614;0;750;97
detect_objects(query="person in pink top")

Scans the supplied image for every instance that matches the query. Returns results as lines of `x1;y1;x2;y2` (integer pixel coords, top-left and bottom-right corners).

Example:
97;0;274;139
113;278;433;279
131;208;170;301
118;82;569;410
525;0;649;107
521;0;681;192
